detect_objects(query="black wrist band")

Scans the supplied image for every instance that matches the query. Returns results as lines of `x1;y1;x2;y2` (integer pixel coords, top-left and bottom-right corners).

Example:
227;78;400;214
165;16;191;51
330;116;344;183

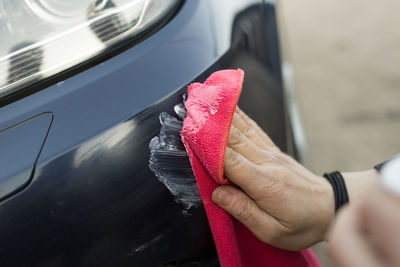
323;171;349;212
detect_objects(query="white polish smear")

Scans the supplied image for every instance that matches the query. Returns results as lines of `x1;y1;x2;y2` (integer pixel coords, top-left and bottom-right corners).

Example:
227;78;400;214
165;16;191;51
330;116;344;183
173;103;187;120
149;97;202;213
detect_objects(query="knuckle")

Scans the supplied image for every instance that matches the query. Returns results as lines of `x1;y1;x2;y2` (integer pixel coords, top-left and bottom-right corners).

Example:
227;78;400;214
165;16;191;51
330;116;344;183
232;197;254;223
264;150;284;165
277;152;291;164
226;148;240;164
247;119;259;129
243;125;254;137
229;127;243;146
254;151;270;165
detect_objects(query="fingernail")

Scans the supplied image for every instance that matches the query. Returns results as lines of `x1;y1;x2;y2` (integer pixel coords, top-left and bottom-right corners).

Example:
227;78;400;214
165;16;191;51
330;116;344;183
212;188;232;206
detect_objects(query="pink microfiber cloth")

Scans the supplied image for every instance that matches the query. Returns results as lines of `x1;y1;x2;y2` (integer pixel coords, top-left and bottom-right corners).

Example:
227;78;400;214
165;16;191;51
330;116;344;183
181;69;321;267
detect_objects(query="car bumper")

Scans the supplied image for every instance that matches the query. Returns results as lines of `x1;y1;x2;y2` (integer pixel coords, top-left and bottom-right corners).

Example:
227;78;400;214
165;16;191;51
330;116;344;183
0;1;295;266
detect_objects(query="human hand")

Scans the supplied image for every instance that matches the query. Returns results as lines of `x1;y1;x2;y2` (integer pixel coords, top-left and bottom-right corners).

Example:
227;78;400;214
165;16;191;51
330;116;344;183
211;107;335;251
326;188;400;267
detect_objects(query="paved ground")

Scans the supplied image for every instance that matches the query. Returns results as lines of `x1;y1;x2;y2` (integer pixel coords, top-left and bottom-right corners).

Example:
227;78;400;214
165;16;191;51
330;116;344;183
279;1;400;266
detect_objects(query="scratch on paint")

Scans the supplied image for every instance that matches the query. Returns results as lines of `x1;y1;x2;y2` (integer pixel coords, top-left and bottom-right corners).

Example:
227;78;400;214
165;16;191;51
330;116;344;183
124;235;163;257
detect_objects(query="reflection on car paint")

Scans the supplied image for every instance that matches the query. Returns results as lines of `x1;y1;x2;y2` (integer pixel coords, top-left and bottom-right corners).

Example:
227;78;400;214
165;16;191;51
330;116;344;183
73;120;136;168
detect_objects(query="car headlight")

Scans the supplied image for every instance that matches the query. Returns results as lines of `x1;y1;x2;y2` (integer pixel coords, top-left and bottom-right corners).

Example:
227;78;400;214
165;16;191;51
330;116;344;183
0;0;180;98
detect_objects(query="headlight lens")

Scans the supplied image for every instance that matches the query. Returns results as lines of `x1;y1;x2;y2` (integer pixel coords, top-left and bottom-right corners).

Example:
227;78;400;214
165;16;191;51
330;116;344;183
0;0;180;98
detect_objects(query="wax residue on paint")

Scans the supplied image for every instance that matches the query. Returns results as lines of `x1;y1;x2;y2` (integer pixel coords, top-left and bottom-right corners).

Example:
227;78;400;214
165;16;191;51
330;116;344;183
149;99;201;213
173;103;187;120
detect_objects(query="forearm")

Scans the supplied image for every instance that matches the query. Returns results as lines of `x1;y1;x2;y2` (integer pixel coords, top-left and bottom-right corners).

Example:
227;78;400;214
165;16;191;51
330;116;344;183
341;169;380;204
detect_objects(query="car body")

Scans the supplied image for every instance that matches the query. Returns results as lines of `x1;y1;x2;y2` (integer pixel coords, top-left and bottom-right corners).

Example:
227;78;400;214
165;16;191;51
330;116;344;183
0;0;303;266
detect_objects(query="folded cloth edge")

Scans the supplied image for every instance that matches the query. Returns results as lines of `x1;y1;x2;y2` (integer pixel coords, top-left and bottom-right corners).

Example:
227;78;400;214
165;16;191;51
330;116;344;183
216;68;244;184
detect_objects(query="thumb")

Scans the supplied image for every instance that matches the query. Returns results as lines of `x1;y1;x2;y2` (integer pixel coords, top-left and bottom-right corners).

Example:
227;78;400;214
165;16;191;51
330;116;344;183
212;185;279;244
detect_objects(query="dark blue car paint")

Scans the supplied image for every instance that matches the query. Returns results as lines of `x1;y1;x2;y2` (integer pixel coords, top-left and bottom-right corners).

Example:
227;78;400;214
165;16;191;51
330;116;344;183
0;113;53;200
0;1;291;266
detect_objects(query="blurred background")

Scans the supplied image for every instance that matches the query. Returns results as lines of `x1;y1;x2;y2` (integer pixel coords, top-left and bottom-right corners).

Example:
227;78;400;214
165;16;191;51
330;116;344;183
278;0;400;266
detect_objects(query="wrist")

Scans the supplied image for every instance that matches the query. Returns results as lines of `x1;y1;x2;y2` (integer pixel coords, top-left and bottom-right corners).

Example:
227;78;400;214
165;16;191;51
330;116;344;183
315;174;336;242
323;172;349;212
322;169;379;242
341;169;380;204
